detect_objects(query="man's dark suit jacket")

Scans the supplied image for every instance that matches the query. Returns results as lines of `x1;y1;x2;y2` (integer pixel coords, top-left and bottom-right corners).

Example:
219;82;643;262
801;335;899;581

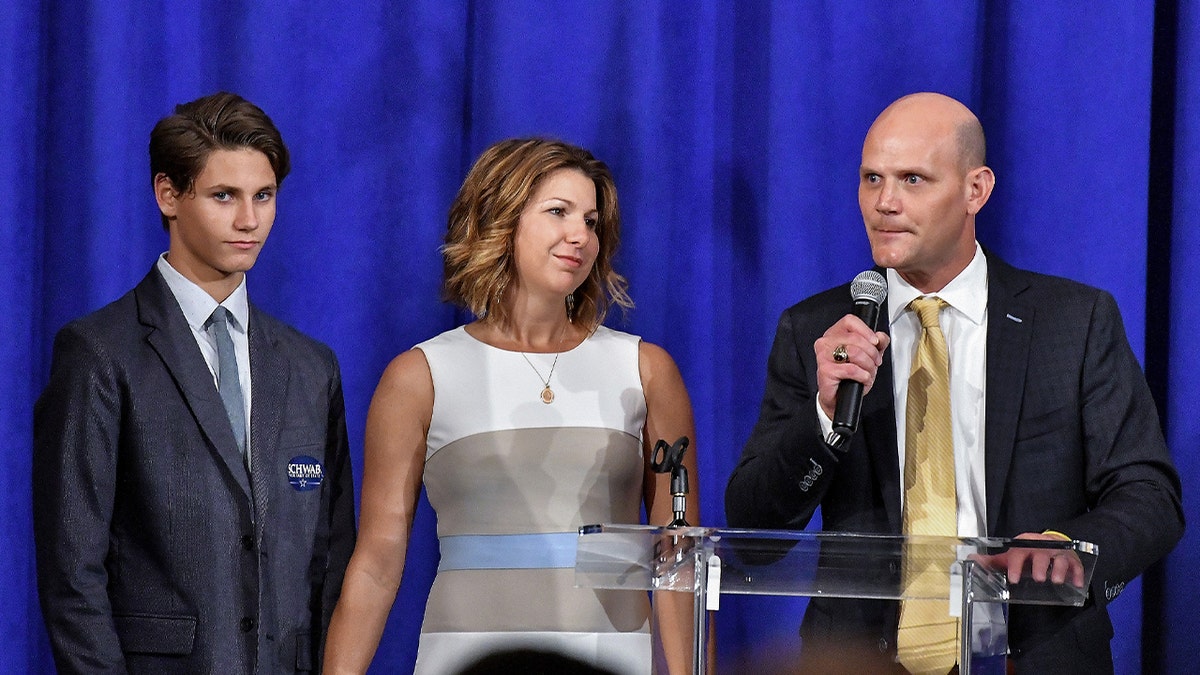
725;250;1183;674
33;265;357;674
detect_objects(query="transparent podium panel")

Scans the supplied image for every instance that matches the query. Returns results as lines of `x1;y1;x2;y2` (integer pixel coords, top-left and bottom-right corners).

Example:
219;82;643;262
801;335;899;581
576;525;1098;674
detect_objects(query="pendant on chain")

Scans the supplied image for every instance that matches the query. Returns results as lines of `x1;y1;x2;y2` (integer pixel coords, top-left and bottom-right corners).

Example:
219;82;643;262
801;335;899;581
519;332;565;405
521;352;559;404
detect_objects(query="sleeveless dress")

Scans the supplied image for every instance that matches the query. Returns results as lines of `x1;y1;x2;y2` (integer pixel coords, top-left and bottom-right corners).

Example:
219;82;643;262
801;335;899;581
413;325;652;675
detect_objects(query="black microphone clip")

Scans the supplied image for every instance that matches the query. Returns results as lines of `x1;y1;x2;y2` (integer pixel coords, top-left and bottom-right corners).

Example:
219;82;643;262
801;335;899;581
651;436;690;527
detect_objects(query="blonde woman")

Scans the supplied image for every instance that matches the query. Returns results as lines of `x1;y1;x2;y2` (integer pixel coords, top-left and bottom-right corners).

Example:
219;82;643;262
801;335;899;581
325;138;698;674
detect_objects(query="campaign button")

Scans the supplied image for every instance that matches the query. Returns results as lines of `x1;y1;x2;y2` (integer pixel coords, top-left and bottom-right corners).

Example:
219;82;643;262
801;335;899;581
287;456;324;492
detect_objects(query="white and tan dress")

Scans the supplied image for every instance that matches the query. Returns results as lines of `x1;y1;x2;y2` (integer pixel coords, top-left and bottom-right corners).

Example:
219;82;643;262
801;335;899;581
413;325;651;675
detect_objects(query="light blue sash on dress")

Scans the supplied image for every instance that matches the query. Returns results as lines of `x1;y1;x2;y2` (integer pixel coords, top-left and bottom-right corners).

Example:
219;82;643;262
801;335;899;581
437;532;578;571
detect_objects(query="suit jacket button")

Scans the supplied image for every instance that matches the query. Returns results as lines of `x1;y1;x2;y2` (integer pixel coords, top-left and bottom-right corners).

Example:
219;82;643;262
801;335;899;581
242;535;254;550
240;617;255;632
877;637;889;653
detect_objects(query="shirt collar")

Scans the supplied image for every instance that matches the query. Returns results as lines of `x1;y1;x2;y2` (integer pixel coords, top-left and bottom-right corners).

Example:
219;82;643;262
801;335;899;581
156;253;250;333
886;242;988;326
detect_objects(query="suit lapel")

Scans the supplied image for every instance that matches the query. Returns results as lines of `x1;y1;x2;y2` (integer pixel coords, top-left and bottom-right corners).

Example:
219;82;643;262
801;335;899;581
248;307;289;528
137;267;253;500
983;255;1033;535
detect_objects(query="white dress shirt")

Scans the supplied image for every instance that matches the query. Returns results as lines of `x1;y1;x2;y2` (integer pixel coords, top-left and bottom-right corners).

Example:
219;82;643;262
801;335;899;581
157;253;254;468
887;244;989;538
818;243;990;537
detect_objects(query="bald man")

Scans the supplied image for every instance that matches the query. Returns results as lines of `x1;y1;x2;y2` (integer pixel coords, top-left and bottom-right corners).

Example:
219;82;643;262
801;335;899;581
725;93;1182;674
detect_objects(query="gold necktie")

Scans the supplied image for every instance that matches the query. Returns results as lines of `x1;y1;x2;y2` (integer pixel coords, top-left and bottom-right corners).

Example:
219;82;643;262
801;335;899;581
897;297;957;674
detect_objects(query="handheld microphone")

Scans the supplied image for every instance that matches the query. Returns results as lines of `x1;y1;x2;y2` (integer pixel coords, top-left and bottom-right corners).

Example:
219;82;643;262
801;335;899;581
826;270;887;449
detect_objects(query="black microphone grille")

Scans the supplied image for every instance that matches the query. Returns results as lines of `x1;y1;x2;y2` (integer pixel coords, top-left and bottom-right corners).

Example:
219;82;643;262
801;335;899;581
850;270;887;304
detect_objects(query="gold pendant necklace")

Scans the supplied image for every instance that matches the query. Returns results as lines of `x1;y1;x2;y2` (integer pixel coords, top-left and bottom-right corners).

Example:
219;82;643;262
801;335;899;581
518;322;568;404
521;351;560;404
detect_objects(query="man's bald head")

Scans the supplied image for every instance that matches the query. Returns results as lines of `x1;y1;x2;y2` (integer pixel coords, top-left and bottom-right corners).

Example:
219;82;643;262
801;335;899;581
858;92;996;293
870;92;986;171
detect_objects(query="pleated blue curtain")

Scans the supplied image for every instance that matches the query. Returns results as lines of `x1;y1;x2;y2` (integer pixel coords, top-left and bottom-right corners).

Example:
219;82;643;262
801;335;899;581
3;2;1196;672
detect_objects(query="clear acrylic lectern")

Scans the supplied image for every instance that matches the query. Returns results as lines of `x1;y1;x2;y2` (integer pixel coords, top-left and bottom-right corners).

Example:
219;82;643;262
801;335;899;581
576;525;1098;675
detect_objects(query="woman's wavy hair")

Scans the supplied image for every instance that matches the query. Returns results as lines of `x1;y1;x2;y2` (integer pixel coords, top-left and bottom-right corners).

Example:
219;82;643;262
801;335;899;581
442;138;632;329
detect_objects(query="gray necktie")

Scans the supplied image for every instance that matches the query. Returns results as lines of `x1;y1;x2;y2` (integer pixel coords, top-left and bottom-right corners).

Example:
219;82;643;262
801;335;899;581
208;307;246;456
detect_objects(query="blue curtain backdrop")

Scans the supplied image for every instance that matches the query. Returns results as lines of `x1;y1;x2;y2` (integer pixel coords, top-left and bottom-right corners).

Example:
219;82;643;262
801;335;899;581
3;1;1197;672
